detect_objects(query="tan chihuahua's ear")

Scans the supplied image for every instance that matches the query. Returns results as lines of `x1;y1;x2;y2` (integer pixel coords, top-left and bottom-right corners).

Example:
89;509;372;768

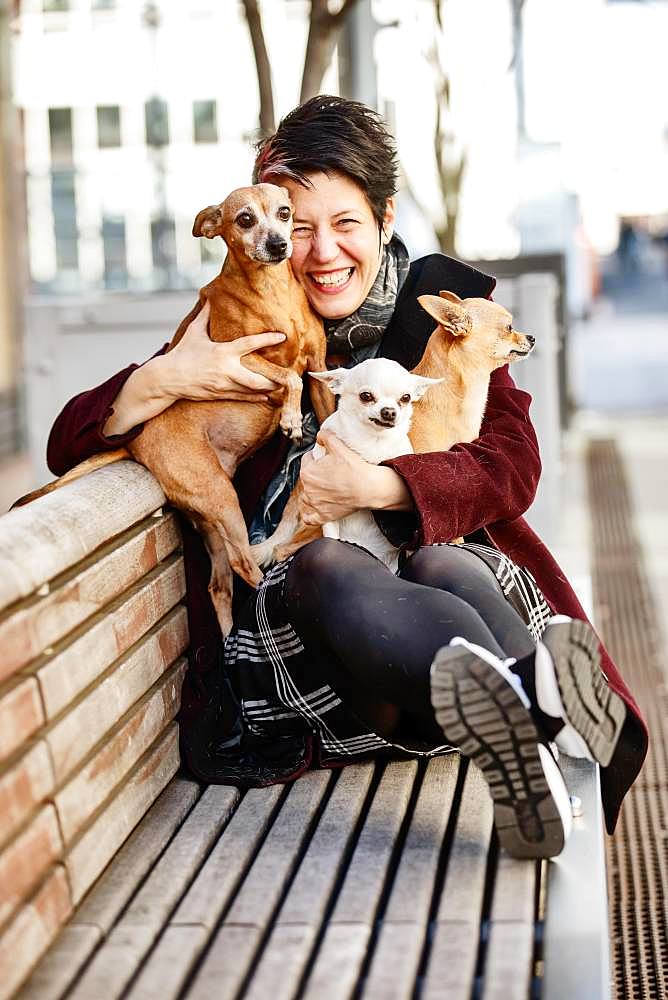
439;290;463;304
418;294;472;337
192;205;224;238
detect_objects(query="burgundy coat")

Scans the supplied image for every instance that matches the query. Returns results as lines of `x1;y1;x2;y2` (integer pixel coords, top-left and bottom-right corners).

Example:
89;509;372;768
47;253;647;833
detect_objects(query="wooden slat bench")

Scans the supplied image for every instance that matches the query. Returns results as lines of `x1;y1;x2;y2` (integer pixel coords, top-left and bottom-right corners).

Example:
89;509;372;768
0;463;610;999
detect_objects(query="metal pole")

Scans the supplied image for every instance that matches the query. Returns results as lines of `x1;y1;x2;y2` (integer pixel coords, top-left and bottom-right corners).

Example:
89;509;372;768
338;0;378;109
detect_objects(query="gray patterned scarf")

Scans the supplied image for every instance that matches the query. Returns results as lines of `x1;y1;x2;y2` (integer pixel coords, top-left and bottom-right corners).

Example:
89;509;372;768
324;233;410;364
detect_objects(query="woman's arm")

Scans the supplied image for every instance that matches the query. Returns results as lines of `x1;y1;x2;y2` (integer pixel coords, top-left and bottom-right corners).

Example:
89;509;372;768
47;302;286;474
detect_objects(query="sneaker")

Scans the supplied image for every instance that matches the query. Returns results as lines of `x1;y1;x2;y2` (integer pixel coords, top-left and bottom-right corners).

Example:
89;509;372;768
511;617;627;768
430;637;573;859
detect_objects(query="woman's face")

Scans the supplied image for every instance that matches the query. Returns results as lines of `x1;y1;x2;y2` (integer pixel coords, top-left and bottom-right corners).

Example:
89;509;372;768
277;170;395;320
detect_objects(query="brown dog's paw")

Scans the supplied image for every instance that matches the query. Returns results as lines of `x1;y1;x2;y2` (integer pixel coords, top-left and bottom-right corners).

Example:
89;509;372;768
280;409;303;443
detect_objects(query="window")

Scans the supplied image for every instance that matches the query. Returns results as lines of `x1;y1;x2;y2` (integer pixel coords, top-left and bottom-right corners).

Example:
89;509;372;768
151;216;176;285
43;0;69;10
92;0;116;8
102;217;127;288
48;107;73;164
145;97;169;147
51;169;78;270
97;106;121;148
193;100;218;144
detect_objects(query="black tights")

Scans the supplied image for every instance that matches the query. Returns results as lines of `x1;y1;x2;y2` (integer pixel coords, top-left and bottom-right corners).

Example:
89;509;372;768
284;539;536;736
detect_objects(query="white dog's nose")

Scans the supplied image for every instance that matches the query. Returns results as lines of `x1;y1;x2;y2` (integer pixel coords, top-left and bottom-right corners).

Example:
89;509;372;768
380;406;396;423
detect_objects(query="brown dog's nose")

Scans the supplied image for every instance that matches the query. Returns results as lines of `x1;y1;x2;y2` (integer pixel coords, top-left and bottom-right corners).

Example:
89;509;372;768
266;234;288;257
526;334;535;345
380;406;396;423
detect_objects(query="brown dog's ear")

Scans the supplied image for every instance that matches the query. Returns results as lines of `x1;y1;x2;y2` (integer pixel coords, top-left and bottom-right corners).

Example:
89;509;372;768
439;289;463;304
418;294;472;337
192;205;224;238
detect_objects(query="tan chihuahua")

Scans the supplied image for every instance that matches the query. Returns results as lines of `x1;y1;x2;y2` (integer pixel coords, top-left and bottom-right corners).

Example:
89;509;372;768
16;184;330;635
252;290;534;565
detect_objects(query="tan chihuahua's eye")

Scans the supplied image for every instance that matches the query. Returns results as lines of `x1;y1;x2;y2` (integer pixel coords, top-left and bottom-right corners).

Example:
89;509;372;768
359;391;375;404
277;206;291;221
399;393;411;405
237;212;255;229
507;323;513;332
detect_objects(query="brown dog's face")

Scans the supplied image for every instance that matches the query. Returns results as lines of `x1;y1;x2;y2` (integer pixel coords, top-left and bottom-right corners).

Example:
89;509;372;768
192;184;294;264
418;291;535;370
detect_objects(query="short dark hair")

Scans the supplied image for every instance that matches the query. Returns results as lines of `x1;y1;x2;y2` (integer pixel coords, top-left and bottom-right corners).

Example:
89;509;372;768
253;95;398;227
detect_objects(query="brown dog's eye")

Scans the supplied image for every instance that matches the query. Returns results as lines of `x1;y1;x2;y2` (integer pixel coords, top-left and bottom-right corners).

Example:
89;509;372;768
237;213;255;229
277;206;291;221
359;391;375;403
399;393;411;405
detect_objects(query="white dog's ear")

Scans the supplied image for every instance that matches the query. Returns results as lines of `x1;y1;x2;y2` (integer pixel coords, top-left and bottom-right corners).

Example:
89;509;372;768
308;368;349;396
408;374;445;399
418;293;472;337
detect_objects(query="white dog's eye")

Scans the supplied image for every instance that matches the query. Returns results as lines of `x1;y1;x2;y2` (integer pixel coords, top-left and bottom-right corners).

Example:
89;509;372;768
359;391;375;403
399;393;411;405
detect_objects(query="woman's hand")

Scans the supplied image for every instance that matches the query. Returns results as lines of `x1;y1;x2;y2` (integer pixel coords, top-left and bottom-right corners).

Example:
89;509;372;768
102;301;286;437
159;300;285;401
299;430;414;525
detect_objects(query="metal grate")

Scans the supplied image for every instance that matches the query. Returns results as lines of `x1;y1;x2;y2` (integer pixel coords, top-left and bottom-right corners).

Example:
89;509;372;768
587;439;668;1000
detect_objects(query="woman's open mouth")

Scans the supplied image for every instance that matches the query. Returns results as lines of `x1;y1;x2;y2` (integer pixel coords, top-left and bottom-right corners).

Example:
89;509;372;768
309;267;354;293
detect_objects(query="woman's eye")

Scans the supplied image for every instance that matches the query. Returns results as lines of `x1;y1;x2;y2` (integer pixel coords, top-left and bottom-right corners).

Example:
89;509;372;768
237;213;255;229
399;393;411;405
277;207;291;221
359;391;375;403
292;226;312;238
337;218;359;228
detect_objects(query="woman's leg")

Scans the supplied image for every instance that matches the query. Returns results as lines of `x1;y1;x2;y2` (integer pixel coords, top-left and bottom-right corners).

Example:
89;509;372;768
399;545;536;659
283;537;508;715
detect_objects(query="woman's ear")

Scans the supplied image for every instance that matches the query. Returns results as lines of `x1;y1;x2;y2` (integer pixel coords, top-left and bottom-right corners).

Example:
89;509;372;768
381;197;396;245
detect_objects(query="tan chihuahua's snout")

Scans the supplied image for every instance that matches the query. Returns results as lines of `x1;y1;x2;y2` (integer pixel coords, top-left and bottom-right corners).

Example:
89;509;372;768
192;183;294;264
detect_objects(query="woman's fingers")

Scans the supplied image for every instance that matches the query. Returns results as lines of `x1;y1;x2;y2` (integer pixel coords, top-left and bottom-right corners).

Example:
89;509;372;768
233;331;286;356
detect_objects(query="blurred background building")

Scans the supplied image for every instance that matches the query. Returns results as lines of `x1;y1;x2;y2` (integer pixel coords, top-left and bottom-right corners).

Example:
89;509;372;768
1;0;668;530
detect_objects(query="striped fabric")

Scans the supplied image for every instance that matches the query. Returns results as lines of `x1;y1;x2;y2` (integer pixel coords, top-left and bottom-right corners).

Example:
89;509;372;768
224;541;553;769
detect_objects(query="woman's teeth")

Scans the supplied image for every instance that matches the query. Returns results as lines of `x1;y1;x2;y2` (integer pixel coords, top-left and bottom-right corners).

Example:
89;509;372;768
311;268;353;287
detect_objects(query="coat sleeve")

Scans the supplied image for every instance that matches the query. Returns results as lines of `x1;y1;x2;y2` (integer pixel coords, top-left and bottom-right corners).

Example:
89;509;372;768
46;346;168;476
381;365;542;545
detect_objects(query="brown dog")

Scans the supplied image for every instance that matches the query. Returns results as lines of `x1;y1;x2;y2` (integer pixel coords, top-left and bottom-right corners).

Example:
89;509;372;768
251;290;534;565
18;184;330;635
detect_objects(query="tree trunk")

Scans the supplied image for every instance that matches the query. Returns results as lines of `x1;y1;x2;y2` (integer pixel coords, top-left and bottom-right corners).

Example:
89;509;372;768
300;0;359;104
242;0;275;135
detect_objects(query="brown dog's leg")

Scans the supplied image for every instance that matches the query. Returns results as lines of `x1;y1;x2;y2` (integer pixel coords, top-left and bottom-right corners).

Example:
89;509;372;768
197;520;235;636
273;521;323;563
240;355;305;441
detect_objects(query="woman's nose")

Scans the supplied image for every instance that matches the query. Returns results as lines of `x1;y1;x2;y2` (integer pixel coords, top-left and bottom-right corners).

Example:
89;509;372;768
310;229;339;264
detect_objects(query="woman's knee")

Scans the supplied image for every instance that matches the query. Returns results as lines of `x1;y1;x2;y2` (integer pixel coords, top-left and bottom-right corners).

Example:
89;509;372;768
401;544;500;595
286;537;380;597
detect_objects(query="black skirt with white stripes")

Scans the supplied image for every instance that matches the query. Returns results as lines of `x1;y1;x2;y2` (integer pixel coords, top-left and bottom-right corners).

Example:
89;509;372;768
222;541;553;778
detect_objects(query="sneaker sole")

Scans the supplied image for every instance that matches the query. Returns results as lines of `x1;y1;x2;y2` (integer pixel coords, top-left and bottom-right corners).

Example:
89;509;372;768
541;619;626;768
430;646;570;860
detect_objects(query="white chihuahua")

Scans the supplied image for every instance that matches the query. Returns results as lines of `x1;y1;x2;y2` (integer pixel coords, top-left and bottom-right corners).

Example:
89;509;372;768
308;358;442;572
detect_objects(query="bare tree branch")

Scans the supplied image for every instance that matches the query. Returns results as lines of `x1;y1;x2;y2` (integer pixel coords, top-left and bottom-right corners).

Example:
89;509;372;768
242;0;275;135
300;0;359;104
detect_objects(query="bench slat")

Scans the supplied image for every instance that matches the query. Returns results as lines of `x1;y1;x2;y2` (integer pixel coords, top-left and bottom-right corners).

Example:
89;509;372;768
46;608;188;785
0;866;71;1000
188;771;332;1000
66;723;180;905
0;513;180;683
69;785;240;1000
36;555;185;719
422;764;494;999
0;462;165;614
300;761;418;1000
0;678;45;765
0;741;54;851
481;921;535;1000
243;763;375;1000
362;755;461;1000
55;659;186;843
0;805;63;929
129;785;284;1000
15;778;201;1000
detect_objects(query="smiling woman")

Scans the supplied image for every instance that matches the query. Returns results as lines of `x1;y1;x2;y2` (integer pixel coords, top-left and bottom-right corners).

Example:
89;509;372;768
45;95;647;860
